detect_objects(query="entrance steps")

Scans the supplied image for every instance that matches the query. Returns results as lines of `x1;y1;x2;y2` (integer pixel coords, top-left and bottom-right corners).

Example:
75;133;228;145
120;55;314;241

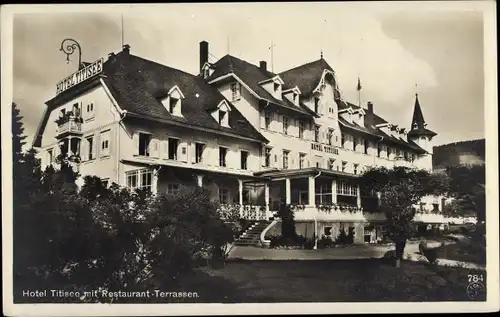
234;220;272;246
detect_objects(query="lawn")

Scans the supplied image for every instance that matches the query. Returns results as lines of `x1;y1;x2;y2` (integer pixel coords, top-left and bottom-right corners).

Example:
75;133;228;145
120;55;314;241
184;259;486;302
435;238;486;265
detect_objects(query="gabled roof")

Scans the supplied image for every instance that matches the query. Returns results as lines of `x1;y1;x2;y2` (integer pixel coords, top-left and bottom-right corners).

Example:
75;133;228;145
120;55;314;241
207;54;314;117
279;58;335;97
103;52;268;142
34;51;268;147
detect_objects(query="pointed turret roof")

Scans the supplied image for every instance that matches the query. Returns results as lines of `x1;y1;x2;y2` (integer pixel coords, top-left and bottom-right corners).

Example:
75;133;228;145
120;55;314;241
408;93;437;138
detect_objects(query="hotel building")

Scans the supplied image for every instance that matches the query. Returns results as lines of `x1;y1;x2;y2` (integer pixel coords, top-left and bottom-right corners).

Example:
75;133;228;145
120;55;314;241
33;41;446;244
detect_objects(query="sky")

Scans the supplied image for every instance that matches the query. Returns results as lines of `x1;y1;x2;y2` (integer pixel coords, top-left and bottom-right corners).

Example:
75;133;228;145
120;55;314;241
12;3;485;148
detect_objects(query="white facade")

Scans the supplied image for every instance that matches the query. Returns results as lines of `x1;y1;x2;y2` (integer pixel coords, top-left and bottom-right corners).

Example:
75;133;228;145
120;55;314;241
34;43;444;244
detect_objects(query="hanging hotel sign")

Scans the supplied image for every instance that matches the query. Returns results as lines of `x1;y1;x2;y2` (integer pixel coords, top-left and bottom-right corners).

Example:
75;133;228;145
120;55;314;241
56;58;104;95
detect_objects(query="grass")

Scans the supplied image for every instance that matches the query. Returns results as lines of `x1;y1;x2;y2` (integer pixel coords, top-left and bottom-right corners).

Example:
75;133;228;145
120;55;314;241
435;239;486;265
14;258;486;303
192;259;486;302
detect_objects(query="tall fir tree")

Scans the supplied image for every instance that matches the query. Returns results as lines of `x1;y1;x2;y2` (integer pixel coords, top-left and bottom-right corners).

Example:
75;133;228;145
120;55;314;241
12;102;27;163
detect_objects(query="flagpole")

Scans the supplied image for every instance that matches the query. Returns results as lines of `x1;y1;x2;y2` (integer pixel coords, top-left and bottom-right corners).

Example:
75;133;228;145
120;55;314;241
121;13;124;48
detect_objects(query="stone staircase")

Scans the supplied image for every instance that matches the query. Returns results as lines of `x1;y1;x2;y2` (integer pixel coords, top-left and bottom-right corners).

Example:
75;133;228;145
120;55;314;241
234;220;272;246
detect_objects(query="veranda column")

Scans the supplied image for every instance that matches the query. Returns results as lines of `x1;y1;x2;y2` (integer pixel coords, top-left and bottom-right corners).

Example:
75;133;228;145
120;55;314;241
331;179;337;204
196;174;204;187
356;184;361;208
67;136;73;156
238;179;243;206
151;168;159;195
264;182;270;218
285;178;291;204
308;175;315;206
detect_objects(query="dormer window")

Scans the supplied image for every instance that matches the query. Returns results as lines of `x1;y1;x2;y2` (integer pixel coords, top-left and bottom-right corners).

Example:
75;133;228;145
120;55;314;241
169;97;179;113
219;110;227;125
274;82;280;92
212;100;231;128
259;75;284;99
161;85;185;117
230;82;241;101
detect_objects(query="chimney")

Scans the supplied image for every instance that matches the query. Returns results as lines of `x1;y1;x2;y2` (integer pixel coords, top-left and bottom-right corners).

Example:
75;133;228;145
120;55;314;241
122;44;130;55
367;101;373;113
200;41;209;72
260;61;267;72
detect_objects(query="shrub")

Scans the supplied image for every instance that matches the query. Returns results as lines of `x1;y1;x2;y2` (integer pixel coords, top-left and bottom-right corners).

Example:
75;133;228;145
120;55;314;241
318;235;334;249
334;228;355;245
460;226;469;235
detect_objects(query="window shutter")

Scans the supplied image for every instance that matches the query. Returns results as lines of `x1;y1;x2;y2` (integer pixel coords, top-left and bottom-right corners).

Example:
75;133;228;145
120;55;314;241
162;138;169;160
81;139;88;161
260;112;266;129
133;132;139;156
94;134;100;158
150;138;159;158
178;141;188;162
190;142;196;163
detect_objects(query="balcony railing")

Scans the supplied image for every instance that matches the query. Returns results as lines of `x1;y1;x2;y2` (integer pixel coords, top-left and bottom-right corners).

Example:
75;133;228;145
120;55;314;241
56;115;83;137
311;142;339;155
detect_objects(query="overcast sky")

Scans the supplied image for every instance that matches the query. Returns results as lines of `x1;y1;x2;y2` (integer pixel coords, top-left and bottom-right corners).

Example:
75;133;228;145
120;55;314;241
12;3;484;147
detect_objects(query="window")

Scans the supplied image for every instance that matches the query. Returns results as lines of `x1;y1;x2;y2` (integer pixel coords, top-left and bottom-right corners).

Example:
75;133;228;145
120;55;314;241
337;181;358;196
169;97;179;114
432;203;439;212
299;121;304;138
364;140;369;154
195;142;204;163
314;97;320;113
328;159;335;170
230;82;241;101
315;183;332;205
353;164;359;175
283;150;289;169
264;111;271;129
100;130;110;157
203;68;210;79
86;136;94;160
341;134;346;148
72;103;81;116
341;161;347;172
168;138;179;160
314;125;320;142
219;147;227;167
299;153;306;169
139;133;152;156
241;151;248;170
219;110;227;125
47;148;54;164
219;187;229;204
126;169;153;192
324;227;332;236
419;202;426;211
265;147;271;167
292;93;298;104
327;129;334;145
102;179;109;188
166;183;180;196
387;147;392;158
273;82;280;92
283;116;289;135
86;103;95;120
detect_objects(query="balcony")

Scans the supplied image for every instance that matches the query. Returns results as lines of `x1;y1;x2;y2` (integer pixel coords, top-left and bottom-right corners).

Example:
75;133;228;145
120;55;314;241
311;142;339;155
56;114;83;138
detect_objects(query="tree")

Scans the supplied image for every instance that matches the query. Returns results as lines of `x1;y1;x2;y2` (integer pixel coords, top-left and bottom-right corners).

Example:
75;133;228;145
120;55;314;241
360;166;449;267
12;102;27;163
446;165;485;223
278;199;296;239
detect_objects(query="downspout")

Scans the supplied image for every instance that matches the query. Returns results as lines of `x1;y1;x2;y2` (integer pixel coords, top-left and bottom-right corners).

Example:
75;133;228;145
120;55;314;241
116;110;128;185
313;170;322;250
